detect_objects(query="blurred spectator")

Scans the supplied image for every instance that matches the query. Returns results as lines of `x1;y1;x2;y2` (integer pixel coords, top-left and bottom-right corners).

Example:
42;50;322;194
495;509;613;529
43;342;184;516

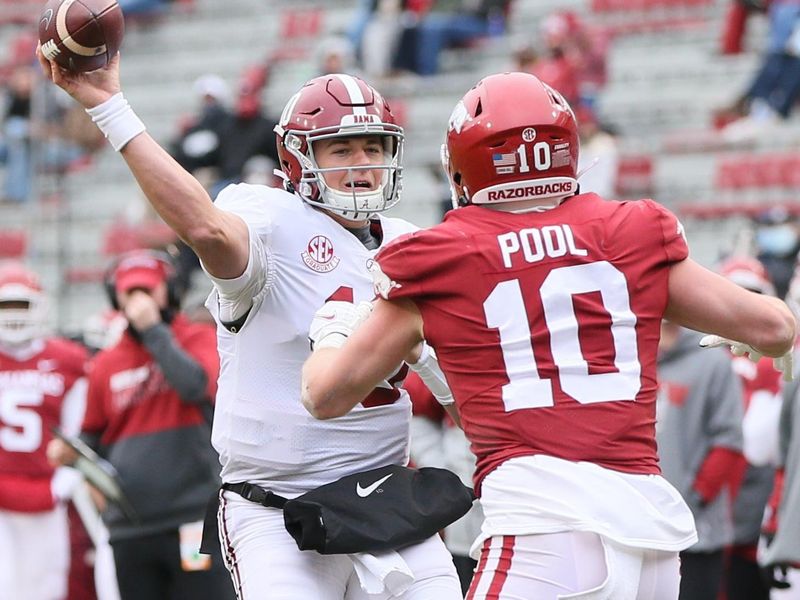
656;321;746;600
0;261;89;600
719;256;784;600
358;0;406;79
0;61;100;203
0;64;34;203
760;363;800;596
511;39;538;73
317;36;358;76
721;0;800;141
211;65;279;196
720;0;770;55
395;0;510;76
405;372;483;594
47;250;233;600
575;105;619;198
532;12;581;105
117;0;170;19
241;155;279;186
753;208;800;299
170;74;232;176
754;263;800;595
170;66;279;197
525;11;609;111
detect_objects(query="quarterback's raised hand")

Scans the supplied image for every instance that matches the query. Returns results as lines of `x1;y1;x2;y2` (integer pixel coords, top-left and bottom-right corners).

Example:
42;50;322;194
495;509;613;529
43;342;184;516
36;44;120;109
700;335;794;382
309;300;374;350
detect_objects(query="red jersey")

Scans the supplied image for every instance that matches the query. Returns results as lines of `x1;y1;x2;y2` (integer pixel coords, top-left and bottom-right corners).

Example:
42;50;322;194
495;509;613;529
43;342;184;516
0;338;88;511
376;194;688;490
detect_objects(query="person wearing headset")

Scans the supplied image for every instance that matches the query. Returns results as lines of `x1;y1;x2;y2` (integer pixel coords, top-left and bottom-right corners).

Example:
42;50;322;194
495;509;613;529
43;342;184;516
47;250;233;600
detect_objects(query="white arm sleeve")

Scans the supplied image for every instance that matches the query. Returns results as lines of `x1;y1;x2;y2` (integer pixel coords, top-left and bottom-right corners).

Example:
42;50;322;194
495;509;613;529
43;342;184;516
408;343;454;406
203;223;273;323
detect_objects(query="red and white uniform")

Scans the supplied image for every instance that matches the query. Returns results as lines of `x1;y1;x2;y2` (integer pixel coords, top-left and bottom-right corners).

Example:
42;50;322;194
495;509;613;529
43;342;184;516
0;338;89;600
205;185;417;494
376;194;698;556
205;184;460;599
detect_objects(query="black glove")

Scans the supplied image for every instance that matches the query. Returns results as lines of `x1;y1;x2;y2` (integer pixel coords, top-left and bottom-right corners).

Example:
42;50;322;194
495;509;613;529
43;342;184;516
760;564;792;590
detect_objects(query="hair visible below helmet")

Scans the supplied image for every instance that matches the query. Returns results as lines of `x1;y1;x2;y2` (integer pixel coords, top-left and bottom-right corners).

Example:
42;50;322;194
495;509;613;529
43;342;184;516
443;72;580;210
0;261;47;346
719;256;776;296
274;73;404;221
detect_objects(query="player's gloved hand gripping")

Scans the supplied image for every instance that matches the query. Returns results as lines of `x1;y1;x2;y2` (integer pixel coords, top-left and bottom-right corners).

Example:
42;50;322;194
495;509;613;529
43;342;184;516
308;301;374;350
700;335;794;382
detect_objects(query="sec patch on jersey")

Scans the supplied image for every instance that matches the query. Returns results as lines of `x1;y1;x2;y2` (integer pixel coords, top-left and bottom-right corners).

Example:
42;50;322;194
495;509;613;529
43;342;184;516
38;0;124;73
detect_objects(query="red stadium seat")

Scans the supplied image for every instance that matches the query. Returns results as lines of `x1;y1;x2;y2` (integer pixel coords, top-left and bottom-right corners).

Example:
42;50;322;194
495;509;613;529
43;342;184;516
0;229;27;259
715;152;798;191
280;7;323;41
615;155;653;197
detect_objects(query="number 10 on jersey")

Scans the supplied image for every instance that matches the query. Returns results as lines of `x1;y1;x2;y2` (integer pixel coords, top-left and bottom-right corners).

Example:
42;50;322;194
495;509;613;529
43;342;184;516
483;261;642;412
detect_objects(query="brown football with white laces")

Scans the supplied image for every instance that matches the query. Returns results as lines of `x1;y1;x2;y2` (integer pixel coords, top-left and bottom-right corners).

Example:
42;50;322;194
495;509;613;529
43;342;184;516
38;0;124;72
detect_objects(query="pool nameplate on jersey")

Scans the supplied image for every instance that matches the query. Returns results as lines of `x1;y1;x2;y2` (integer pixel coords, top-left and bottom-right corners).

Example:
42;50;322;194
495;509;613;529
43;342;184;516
302;235;341;273
498;224;587;268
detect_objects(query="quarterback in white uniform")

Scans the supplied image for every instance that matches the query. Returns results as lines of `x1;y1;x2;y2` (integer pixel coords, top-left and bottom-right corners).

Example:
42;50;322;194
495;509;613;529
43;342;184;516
38;45;462;600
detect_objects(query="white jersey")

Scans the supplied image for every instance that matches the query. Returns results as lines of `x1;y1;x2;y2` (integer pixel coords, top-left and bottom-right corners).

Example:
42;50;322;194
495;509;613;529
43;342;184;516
204;184;416;495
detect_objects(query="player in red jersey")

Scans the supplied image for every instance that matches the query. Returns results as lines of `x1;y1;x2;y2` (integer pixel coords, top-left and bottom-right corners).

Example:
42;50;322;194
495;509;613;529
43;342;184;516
301;72;797;600
0;261;89;600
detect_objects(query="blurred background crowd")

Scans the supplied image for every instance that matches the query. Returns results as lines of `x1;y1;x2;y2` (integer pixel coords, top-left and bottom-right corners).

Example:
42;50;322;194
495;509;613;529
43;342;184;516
2;0;800;598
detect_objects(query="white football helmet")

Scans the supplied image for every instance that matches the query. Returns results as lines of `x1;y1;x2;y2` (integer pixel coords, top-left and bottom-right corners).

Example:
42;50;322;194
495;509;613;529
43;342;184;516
0;262;47;346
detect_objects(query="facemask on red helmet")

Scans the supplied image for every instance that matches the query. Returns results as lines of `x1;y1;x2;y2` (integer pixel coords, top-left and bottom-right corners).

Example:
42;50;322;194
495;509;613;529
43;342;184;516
442;72;579;211
0;262;47;347
274;73;404;221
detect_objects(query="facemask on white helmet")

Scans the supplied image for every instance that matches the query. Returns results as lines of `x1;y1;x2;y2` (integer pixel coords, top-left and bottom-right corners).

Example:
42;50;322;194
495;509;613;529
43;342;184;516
0;282;47;347
285;124;404;221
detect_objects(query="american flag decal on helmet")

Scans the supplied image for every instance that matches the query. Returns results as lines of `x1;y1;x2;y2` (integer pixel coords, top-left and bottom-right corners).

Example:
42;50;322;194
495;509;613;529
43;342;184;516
492;152;517;174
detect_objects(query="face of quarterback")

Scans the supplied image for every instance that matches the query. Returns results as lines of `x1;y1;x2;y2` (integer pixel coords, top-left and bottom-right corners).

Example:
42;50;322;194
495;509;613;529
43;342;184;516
313;135;386;194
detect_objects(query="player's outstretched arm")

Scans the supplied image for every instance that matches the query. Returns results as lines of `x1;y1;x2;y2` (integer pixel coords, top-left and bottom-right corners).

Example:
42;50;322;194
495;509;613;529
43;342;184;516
665;258;797;359
302;298;424;419
36;49;249;279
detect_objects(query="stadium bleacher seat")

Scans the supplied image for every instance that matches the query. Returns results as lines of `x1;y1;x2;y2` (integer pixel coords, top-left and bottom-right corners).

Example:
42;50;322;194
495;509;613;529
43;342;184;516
0;229;28;259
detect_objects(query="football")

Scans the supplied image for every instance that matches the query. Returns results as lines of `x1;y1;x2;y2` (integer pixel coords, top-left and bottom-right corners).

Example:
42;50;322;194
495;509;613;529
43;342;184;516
38;0;124;73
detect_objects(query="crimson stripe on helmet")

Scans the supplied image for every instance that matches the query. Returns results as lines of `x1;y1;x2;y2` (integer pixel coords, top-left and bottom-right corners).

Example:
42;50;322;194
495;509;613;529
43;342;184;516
333;74;367;115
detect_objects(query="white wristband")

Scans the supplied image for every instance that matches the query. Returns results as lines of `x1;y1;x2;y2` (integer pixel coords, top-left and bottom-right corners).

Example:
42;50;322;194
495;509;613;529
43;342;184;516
85;92;146;152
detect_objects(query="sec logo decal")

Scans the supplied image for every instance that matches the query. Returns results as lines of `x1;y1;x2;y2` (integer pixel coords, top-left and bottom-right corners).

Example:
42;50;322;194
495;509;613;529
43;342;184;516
301;235;341;273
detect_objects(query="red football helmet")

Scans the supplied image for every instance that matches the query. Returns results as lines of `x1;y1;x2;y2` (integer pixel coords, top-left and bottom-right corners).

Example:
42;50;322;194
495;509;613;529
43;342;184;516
0;261;47;346
442;72;580;210
274;73;404;220
719;256;775;296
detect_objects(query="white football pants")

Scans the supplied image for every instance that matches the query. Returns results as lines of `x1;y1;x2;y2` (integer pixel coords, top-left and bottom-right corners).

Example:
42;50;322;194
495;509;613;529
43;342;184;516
467;531;681;600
